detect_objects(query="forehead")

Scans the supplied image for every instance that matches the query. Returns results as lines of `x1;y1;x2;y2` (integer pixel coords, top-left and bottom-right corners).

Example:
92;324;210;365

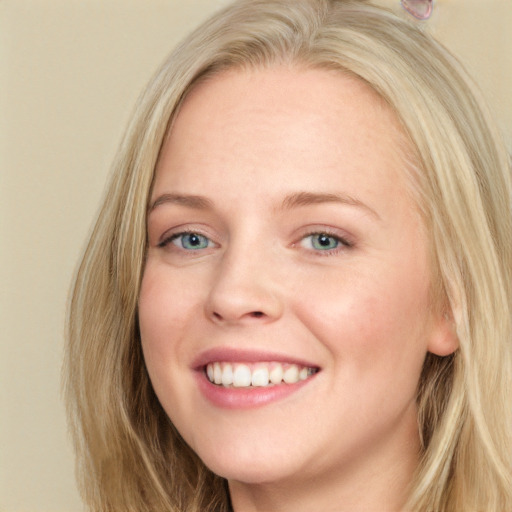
154;66;415;212
177;66;400;141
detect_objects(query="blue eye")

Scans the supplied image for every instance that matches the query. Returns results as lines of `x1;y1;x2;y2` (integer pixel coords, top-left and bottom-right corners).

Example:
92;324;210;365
311;233;339;250
302;233;349;251
171;232;212;250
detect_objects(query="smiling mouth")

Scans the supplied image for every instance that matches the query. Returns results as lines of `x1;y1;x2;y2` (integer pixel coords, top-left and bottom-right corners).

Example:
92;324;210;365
205;362;319;388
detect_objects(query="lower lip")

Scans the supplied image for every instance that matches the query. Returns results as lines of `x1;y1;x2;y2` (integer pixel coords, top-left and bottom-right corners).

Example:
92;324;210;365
195;370;316;409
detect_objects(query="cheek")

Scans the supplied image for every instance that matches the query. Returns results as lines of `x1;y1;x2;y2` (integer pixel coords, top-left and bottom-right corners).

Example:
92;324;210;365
138;263;206;424
296;266;431;377
138;262;200;368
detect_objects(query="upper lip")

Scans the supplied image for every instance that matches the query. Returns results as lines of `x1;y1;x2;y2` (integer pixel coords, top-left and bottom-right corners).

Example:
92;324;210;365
191;347;320;371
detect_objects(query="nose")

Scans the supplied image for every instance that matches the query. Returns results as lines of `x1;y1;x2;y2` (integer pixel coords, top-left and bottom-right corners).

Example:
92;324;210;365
205;244;284;325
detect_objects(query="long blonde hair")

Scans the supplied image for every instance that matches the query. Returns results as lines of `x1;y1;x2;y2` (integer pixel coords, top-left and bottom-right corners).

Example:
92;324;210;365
65;1;512;510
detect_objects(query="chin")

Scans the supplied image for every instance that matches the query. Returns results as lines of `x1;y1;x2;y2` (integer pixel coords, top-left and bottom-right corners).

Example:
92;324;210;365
195;441;306;485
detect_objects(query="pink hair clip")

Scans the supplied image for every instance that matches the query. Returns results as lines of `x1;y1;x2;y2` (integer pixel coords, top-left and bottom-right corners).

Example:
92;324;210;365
401;0;433;20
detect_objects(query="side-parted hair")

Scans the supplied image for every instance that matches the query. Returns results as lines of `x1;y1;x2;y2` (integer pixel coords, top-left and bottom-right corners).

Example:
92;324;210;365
65;1;512;511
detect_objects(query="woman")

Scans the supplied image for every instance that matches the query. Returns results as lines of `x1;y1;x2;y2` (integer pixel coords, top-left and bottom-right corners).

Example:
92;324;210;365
65;1;512;511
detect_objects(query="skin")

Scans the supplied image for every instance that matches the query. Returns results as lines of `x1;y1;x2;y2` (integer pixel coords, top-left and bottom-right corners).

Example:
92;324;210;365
138;67;457;512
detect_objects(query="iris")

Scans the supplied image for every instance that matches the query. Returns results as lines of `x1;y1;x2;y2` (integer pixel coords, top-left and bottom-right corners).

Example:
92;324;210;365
173;233;211;250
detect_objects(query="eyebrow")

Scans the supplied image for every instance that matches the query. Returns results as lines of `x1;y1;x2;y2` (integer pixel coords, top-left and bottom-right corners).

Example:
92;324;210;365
148;190;380;220
148;193;214;213
279;191;381;220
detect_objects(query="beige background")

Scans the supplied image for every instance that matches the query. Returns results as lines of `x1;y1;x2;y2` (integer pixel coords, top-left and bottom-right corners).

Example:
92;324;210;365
1;1;510;510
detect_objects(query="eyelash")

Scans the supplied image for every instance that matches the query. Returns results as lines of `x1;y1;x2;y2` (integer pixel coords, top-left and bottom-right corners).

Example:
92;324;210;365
157;229;353;255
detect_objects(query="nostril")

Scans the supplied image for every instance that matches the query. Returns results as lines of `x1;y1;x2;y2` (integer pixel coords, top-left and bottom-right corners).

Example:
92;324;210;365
210;311;264;321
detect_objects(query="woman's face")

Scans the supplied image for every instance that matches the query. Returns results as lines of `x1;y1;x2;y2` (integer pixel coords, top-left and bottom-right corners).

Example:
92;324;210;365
139;67;454;492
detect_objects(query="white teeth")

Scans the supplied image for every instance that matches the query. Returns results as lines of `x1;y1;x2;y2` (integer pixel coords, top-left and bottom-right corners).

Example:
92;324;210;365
283;364;299;384
221;363;233;386
207;364;214;382
269;364;283;384
299;367;309;381
233;364;251;387
205;362;318;388
251;366;270;387
213;362;222;385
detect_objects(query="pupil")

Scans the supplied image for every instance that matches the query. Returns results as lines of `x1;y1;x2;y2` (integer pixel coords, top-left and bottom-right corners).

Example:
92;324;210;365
319;235;331;246
189;234;200;246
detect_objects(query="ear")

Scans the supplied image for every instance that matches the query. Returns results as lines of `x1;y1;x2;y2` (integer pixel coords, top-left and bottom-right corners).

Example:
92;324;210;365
427;308;459;356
